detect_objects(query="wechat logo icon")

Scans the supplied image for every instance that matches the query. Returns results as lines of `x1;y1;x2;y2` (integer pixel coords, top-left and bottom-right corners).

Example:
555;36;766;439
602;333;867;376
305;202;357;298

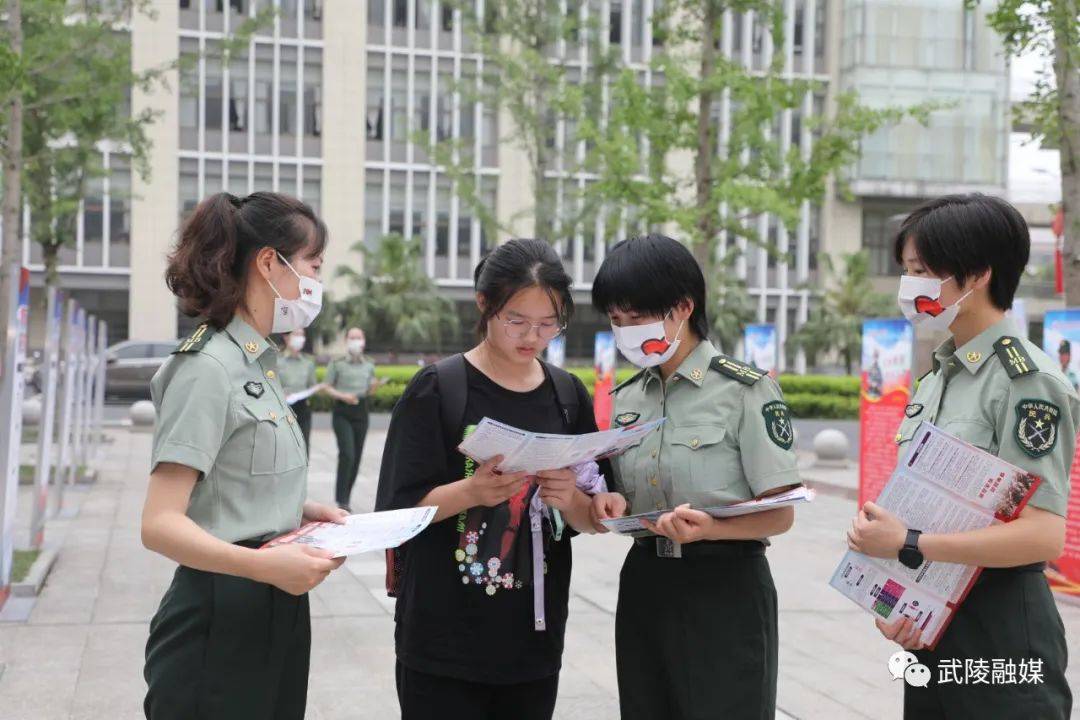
888;650;931;688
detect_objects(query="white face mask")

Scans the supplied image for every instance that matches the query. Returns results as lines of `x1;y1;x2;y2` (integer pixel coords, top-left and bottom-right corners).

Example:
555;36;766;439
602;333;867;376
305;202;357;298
287;335;305;352
268;253;323;334
897;275;972;333
347;339;365;356
612;314;685;368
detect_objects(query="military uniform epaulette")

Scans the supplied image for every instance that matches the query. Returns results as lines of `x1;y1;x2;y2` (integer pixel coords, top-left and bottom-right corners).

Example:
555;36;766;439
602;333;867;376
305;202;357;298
993;336;1038;379
173;323;215;354
710;355;765;386
610;368;646;395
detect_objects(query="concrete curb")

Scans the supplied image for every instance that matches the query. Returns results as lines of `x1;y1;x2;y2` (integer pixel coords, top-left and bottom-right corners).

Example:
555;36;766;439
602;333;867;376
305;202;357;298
11;548;59;598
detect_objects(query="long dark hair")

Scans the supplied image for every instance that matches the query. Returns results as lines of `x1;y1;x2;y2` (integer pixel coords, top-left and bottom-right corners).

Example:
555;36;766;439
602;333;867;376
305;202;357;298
473;239;574;337
165;191;328;329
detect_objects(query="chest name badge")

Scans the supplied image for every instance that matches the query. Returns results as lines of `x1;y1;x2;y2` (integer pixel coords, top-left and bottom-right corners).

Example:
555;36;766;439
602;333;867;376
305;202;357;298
1014;399;1061;458
762;400;794;450
614;411;641;427
244;381;265;399
905;403;924;418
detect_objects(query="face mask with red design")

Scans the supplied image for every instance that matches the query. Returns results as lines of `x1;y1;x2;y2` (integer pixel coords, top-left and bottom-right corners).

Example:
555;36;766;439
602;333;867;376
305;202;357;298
897;275;972;333
611;312;685;368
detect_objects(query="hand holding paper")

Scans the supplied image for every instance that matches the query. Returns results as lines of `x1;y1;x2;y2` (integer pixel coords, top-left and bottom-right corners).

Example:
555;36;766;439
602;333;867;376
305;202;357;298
262;506;438;558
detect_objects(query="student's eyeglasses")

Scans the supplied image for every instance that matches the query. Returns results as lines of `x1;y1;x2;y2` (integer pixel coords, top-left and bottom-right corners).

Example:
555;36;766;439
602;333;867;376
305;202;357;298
499;315;565;340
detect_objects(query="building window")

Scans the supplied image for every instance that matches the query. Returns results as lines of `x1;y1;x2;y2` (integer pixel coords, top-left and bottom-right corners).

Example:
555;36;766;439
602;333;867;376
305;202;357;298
862;203;910;276
393;0;408;28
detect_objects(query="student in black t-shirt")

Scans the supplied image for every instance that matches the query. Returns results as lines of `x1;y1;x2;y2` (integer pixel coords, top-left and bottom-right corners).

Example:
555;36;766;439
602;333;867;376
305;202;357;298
375;239;606;720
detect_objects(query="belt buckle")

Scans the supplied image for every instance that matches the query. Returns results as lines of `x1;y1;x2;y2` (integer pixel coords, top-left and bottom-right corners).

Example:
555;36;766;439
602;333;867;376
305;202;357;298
656;537;682;558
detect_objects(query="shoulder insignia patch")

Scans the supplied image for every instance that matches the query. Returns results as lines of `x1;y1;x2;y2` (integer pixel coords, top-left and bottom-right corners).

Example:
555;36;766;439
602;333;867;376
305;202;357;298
244;381;265;399
994;336;1038;379
905;403;924;418
610;369;646;395
710;355;765;386
614;411;641;427
762;400;794;450
173;323;214;354
1014;399;1061;458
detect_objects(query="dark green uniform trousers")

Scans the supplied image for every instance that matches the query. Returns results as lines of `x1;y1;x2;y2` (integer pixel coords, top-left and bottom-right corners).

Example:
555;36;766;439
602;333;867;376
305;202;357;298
293;399;312;458
144;564;311;720
905;563;1071;719
333;399;369;508
616;539;778;720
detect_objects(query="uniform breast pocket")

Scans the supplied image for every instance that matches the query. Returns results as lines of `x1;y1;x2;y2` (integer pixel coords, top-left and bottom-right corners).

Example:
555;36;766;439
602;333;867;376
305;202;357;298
941;418;997;453
612;437;645;500
241;399;305;476
669;425;731;493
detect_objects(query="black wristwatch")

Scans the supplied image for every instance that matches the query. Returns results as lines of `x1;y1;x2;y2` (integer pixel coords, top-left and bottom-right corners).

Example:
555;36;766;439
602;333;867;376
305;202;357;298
898;529;924;569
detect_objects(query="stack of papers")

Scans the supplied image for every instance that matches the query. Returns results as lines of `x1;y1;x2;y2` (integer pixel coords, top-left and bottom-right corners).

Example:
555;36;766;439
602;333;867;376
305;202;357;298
599;485;814;535
456;416;665;474
262;506;438;558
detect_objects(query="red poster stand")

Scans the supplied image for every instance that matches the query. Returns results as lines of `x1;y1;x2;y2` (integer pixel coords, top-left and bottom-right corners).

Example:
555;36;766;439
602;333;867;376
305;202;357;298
1047;438;1080;597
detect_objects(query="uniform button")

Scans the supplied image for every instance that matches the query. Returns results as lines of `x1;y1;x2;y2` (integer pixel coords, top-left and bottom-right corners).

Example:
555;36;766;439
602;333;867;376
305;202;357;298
650;450;657;458
266;370;276;379
649;476;658;486
655;503;663;511
269;411;278;421
894;432;902;442
690;438;700;449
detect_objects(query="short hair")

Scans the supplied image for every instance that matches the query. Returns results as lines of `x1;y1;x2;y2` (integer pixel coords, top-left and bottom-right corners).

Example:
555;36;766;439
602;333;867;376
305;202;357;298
1060;339;1071;355
892;194;1029;311
591;234;709;339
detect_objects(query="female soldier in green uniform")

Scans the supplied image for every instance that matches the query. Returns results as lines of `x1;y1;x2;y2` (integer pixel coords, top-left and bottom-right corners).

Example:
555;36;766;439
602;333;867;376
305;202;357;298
847;194;1075;719
140;192;346;719
589;234;802;720
323;327;379;511
279;328;319;455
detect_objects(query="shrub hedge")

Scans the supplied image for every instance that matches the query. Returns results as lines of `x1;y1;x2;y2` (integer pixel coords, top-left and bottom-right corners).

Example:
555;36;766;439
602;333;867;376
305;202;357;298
307;365;861;418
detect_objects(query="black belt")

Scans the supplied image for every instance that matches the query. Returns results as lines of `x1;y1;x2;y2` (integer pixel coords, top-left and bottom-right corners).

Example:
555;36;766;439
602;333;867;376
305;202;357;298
234;537;269;549
976;561;1046;583
633;537;765;558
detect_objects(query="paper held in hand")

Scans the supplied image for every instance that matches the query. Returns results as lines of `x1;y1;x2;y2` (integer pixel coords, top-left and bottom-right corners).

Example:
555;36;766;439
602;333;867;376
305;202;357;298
286;384;321;406
456;416;666;474
261;506;438;558
829;422;1042;650
599;485;814;536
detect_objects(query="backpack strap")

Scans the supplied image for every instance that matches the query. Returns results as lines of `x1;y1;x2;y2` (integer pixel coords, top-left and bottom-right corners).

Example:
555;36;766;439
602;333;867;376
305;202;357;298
434;353;469;453
540;361;580;431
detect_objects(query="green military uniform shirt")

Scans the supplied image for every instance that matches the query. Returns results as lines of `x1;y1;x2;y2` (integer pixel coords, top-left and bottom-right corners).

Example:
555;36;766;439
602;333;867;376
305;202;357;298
150;316;308;543
325;355;376;398
278;352;317;396
895;317;1078;516
610;338;801;515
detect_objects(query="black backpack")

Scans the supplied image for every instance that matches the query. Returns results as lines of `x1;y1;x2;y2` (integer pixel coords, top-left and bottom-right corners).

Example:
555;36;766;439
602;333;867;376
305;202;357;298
384;353;581;596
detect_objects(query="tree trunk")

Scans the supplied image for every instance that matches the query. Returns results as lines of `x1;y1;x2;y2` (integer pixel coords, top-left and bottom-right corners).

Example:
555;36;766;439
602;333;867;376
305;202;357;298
1057;0;1080;306
693;1;719;269
0;0;24;370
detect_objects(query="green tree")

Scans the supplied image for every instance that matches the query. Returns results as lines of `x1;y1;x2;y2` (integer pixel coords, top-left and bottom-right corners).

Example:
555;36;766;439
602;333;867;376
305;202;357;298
436;0;616;242
336;234;459;353
974;0;1080;304
790;252;894;373
708;249;757;355
1;1;268;344
583;0;929;267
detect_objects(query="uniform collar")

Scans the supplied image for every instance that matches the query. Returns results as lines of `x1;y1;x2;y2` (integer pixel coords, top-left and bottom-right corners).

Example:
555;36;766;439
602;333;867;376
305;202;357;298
224;315;276;365
642;338;717;389
933;316;1019;375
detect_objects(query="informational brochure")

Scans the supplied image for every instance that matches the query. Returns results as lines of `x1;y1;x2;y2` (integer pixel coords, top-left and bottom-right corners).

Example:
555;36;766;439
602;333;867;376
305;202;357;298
261;506;438;558
829;422;1041;650
599;485;814;535
286;384;322;405
456;416;665;474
